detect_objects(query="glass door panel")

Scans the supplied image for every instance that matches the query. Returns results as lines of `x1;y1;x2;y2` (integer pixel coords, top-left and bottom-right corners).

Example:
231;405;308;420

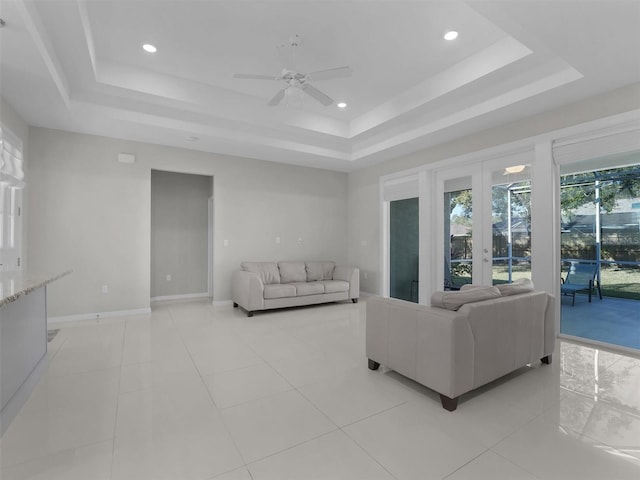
560;160;640;350
444;177;473;289
490;166;532;285
390;197;419;302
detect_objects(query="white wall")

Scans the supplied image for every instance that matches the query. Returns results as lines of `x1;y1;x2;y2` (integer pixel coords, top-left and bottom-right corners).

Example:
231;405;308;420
0;97;30;271
27;128;348;317
348;83;640;294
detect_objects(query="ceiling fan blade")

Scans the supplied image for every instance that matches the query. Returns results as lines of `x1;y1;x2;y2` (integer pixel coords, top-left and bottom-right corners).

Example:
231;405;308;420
234;73;278;80
302;84;334;106
305;66;352;82
268;88;286;106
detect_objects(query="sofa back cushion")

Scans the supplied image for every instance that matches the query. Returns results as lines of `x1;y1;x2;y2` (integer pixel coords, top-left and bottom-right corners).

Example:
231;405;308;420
278;261;307;283
305;261;336;281
241;262;281;284
430;286;501;311
496;278;535;296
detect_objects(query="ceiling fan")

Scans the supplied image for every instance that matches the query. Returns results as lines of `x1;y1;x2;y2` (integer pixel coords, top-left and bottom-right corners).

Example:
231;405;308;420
233;35;351;107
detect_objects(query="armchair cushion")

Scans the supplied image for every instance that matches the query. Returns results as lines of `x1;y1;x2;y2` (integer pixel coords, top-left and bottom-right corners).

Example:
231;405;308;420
278;262;307;283
496;278;535;296
241;262;280;284
305;261;336;281
430;286;501;311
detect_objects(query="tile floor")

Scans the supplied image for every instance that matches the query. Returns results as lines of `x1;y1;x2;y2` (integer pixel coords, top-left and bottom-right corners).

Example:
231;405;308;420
1;298;639;479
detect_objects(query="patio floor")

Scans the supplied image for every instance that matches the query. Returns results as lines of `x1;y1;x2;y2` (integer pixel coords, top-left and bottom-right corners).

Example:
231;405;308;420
560;293;640;351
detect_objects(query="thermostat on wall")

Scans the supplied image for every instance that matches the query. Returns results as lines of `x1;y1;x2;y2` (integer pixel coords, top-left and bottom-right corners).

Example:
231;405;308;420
117;153;136;164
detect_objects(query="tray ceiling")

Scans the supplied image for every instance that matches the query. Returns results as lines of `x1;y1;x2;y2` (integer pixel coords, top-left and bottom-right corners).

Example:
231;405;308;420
1;0;639;171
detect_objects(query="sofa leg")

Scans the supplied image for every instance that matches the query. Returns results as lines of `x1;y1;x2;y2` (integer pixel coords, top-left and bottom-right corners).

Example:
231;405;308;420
368;359;380;370
440;394;459;412
541;354;552;365
233;302;238;308
352;298;358;304
247;311;254;318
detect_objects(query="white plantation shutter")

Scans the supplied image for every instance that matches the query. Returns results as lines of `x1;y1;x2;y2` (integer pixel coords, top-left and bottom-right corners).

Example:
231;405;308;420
0;124;24;271
0;125;25;188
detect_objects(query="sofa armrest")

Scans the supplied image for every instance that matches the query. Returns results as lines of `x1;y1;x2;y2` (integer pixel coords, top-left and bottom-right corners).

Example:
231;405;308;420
333;266;360;300
366;295;474;399
231;270;265;312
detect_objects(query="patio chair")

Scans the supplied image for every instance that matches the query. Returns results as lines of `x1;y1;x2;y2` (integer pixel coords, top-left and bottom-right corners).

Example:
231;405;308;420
561;262;603;306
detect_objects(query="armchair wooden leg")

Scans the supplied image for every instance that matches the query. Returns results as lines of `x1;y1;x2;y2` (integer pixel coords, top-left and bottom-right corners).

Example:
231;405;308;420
233;302;238;308
541;354;552;365
368;359;380;370
352;298;358;304
440;394;459;412
247;311;254;317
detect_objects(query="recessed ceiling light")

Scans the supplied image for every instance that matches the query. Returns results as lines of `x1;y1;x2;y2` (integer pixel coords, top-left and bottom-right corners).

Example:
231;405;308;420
337;102;347;109
142;44;157;53
444;31;458;41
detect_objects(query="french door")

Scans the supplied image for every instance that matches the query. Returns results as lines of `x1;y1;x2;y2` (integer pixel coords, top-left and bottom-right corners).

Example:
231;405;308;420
434;152;533;290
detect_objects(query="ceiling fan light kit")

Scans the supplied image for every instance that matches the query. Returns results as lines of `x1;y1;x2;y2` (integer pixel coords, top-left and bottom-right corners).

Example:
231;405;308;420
233;34;352;107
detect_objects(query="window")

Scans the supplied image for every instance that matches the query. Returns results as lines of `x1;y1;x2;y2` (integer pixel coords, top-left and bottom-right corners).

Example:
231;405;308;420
0;124;24;272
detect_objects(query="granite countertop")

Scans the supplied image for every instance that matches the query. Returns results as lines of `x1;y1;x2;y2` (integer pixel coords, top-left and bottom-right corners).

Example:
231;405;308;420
0;270;72;307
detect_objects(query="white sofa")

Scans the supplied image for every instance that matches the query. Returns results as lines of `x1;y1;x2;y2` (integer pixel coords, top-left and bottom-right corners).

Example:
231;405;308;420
366;281;555;411
232;261;359;317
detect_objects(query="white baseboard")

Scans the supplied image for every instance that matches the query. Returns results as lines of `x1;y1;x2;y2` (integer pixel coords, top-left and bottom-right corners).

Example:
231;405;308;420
212;300;234;308
150;293;210;302
48;307;152;324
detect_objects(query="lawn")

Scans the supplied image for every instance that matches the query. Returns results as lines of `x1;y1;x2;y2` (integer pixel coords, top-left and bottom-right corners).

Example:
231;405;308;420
452;264;640;300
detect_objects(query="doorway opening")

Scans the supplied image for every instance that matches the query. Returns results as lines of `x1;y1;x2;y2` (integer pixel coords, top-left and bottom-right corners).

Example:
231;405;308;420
150;170;214;302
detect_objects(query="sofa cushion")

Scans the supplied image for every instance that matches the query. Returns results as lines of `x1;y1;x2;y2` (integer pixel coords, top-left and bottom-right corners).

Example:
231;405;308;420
496;278;535;296
278;261;307;283
263;283;297;299
241;262;280;284
430;286;501;311
305;261;336;281
291;282;325;296
319;280;349;294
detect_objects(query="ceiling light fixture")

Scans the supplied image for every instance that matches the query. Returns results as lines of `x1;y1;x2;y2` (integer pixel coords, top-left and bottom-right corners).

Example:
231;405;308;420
505;165;526;174
337;102;347;109
444;31;458;41
142;44;157;53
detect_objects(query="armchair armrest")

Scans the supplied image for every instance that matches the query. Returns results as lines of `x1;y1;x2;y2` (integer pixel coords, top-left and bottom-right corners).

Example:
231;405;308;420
333;266;360;300
232;270;265;312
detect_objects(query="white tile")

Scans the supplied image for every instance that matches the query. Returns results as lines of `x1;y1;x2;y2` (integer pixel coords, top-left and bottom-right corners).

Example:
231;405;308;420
115;375;215;438
211;467;254;480
0;368;119;467
298;368;413;426
404;387;539;449
221;389;337;463
249;430;395;480
492;416;640;479
204;363;292;408
5;299;640;480
543;387;640;462
267;352;360;388
0;441;113;480
119;352;200;394
111;413;243;480
187;339;264;376
343;402;486;480
444;450;538;480
121;326;188;366
47;324;125;376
